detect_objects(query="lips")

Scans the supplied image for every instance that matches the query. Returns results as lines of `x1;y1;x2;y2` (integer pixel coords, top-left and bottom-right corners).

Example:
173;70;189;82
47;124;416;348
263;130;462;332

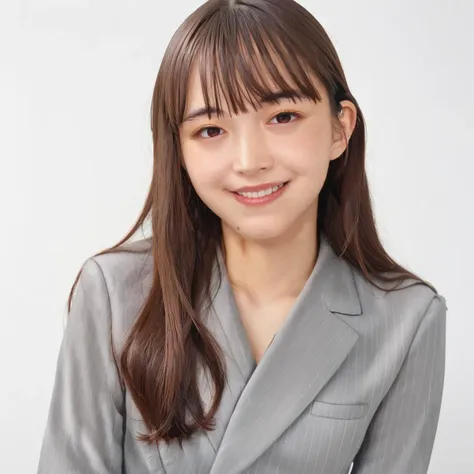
231;180;290;205
235;182;286;198
232;181;290;194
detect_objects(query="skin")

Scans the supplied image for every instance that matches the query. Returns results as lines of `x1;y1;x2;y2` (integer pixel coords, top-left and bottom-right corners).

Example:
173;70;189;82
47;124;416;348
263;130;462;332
179;61;357;308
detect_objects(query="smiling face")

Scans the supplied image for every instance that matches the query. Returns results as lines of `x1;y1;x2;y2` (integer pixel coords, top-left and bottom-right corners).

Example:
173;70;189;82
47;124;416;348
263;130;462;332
178;60;352;244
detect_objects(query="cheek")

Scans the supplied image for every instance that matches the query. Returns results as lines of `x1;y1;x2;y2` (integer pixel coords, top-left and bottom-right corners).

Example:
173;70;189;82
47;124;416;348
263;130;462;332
182;145;227;190
272;124;332;173
188;167;227;199
275;143;330;178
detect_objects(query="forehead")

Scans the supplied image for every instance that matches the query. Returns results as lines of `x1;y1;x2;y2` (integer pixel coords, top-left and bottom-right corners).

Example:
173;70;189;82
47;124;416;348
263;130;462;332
184;51;327;116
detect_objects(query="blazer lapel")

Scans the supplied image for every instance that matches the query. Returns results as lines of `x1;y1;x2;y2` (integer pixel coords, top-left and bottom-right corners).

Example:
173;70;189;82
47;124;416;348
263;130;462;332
209;234;362;474
157;251;258;473
198;252;258;451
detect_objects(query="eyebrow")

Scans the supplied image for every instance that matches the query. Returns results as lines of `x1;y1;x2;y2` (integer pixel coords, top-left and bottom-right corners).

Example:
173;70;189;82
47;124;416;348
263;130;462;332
181;90;304;123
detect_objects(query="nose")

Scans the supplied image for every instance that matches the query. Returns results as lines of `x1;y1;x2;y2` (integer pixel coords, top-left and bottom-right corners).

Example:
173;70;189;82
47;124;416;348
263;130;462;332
232;128;274;175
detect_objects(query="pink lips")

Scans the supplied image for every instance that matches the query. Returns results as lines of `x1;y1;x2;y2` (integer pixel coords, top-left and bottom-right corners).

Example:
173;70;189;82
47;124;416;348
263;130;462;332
231;181;290;206
233;181;287;193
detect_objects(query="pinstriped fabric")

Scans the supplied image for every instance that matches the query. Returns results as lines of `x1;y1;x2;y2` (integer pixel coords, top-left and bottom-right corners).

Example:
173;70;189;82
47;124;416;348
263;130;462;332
37;235;446;474
235;288;446;474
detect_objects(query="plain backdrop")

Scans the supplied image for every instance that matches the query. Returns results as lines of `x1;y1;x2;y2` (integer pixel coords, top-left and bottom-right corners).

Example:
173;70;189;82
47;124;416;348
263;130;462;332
1;0;472;472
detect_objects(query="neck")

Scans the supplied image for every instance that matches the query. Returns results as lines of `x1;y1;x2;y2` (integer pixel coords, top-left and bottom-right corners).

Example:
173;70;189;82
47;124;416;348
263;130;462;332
221;220;319;306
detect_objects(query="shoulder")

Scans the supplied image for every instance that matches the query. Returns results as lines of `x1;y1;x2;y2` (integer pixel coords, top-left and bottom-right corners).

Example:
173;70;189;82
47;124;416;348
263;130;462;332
354;265;446;314
82;237;154;344
89;237;153;289
348;266;447;347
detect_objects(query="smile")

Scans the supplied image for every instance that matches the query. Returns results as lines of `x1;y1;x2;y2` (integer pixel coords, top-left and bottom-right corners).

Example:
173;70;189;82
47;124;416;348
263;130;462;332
236;182;286;198
231;181;290;206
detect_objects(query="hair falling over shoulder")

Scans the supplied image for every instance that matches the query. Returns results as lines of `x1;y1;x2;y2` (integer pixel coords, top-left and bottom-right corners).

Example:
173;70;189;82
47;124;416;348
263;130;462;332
66;0;437;447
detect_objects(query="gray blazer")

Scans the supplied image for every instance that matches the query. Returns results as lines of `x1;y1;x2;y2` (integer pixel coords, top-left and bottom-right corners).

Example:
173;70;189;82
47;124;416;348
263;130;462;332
37;235;447;474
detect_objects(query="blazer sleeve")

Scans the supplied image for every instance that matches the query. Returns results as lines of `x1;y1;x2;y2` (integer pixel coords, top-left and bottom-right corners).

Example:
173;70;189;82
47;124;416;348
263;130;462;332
351;294;447;474
37;258;125;474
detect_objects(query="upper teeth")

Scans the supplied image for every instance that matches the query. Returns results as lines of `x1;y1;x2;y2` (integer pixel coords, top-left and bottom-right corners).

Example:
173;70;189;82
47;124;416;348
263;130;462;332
237;183;285;198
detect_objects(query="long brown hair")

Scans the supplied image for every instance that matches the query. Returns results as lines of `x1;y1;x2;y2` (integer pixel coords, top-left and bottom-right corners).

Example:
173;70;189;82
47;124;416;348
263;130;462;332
67;0;437;446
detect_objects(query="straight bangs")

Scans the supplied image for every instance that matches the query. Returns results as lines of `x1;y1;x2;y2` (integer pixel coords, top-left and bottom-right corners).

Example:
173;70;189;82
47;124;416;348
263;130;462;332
170;5;329;127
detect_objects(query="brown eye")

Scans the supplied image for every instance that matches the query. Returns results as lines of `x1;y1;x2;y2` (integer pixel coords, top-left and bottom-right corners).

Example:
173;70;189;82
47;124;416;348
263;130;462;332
197;126;223;139
270;112;301;125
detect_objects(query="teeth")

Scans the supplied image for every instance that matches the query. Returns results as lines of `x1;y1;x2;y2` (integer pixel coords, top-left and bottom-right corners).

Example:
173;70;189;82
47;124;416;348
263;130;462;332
237;182;285;198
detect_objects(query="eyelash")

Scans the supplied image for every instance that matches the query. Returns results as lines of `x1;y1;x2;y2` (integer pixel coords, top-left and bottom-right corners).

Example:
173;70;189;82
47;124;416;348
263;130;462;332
193;110;303;140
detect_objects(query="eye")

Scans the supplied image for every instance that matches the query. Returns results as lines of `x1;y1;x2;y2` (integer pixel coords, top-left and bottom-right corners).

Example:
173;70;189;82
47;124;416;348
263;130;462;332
269;111;302;125
192;111;301;139
194;126;224;139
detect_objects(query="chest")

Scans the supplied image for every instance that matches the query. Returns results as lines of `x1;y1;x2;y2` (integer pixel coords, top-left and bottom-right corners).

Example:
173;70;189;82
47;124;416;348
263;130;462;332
123;292;389;474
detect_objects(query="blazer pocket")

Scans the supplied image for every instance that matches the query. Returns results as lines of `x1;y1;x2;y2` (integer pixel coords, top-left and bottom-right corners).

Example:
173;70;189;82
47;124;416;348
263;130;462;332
310;400;369;420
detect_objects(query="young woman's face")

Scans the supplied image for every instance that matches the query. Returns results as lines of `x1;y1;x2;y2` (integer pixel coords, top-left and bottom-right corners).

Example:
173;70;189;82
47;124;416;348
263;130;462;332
179;63;352;243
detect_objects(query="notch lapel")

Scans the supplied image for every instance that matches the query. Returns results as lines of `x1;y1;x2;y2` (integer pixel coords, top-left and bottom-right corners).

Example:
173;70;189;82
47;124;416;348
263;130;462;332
198;255;258;451
157;251;258;473
209;235;363;474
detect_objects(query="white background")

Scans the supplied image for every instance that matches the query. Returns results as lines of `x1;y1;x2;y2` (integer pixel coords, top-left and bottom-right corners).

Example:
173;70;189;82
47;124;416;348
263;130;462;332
1;0;472;472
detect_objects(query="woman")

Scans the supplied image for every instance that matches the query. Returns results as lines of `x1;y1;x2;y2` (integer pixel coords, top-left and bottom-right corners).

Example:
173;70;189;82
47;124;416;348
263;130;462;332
37;0;447;473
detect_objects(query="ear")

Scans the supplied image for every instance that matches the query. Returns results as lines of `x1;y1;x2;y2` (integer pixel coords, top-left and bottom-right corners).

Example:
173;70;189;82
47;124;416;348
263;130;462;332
330;100;357;161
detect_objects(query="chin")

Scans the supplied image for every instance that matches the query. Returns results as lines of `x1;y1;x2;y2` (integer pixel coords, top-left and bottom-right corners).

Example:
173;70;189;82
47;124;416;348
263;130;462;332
224;217;291;243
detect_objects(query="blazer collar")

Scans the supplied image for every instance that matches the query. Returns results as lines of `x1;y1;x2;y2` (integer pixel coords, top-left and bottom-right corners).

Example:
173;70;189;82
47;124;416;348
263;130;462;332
214;233;363;318
158;234;363;474
207;234;362;474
